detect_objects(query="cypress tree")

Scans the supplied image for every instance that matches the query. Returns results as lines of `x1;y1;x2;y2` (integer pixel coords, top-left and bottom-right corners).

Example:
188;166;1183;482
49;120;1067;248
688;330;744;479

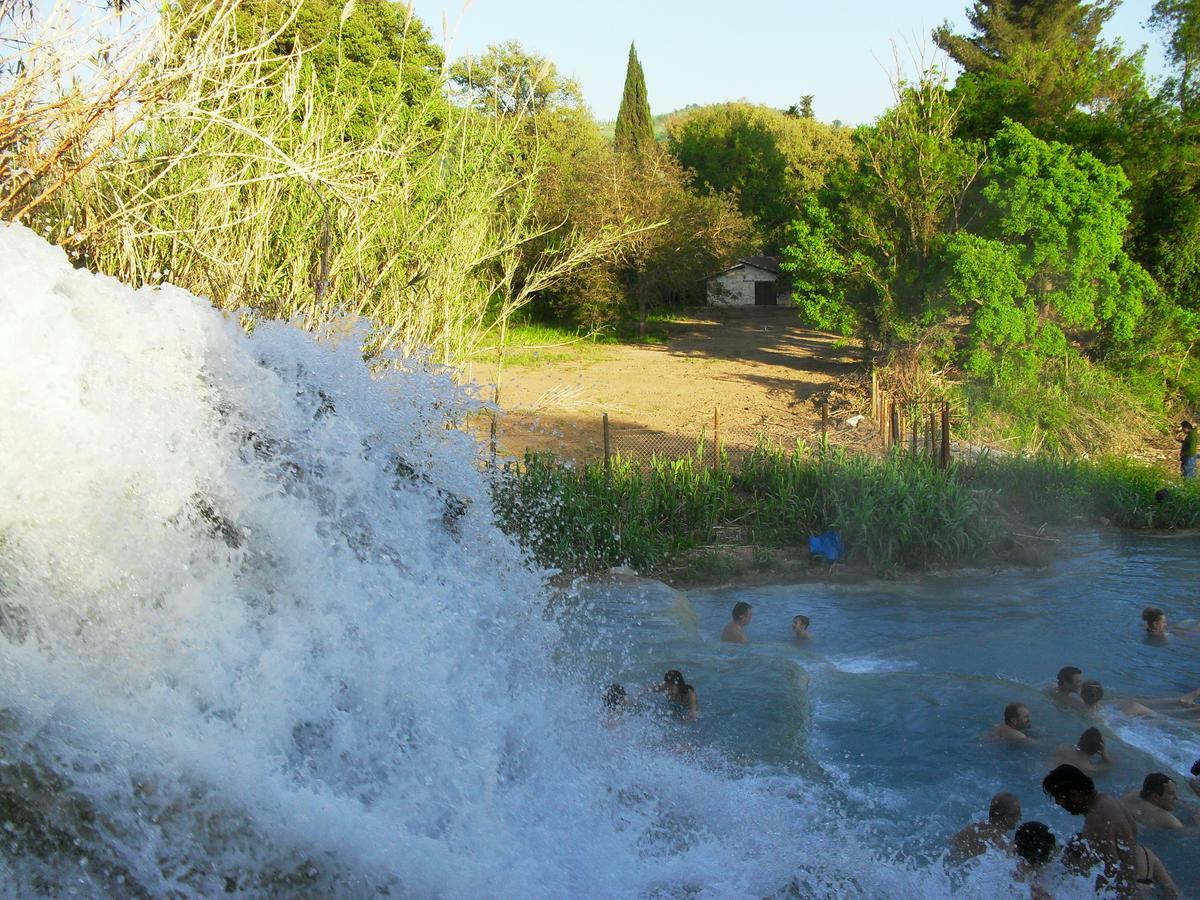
614;43;654;154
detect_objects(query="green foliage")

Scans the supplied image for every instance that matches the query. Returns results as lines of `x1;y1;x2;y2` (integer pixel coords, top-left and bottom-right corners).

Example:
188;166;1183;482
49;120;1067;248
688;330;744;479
780;76;979;345
935;0;1143;139
780;200;857;335
956;354;1165;455
491;451;731;572
207;0;445;142
614;43;655;156
1150;0;1200;111
493;445;1200;579
449;41;584;115
942;122;1156;376
666;102;853;250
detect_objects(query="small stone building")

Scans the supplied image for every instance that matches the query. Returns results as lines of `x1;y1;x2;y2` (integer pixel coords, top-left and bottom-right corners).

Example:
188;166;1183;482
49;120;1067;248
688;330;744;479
704;256;788;307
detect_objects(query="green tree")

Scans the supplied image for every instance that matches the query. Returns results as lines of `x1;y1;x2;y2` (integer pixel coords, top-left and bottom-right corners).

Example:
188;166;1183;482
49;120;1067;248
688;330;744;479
667;102;853;251
1150;0;1200;111
450;41;584;115
934;0;1142;139
614;43;654;155
943;122;1156;378
181;0;444;141
781;78;980;343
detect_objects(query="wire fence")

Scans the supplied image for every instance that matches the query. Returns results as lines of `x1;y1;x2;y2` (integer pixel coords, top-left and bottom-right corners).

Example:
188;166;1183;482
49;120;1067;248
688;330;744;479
472;374;971;470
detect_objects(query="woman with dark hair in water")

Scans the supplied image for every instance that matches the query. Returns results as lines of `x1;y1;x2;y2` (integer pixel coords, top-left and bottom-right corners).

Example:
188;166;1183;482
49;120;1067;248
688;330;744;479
643;669;699;721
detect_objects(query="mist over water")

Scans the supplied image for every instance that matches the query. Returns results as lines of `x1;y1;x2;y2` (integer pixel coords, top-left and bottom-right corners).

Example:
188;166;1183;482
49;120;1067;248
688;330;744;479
0;222;1181;898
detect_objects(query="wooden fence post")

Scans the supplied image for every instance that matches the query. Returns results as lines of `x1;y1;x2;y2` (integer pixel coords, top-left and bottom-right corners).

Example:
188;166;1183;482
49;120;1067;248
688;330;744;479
940;402;951;469
909;406;917;457
713;407;721;472
821;398;828;443
602;413;611;474
890;401;899;448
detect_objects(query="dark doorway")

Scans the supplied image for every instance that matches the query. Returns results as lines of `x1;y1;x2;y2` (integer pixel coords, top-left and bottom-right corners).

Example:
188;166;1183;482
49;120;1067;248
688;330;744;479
754;281;777;305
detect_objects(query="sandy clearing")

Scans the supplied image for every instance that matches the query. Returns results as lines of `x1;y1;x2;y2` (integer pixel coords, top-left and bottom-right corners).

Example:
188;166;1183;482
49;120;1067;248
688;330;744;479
476;307;874;463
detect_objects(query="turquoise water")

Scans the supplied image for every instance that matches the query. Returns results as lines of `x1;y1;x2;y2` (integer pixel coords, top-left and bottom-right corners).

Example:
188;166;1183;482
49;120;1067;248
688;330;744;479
580;531;1200;892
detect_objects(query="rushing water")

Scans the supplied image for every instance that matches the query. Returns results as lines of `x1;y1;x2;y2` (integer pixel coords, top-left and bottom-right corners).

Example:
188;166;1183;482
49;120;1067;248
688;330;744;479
584;532;1200;897
0;222;1196;898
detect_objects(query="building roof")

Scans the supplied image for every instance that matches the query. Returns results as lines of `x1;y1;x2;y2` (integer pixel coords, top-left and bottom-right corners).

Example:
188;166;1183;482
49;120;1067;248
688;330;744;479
739;255;781;274
703;255;782;281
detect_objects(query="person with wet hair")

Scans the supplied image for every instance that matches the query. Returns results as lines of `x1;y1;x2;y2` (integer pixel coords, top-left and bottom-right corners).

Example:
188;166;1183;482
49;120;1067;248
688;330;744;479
986;703;1034;742
1179;420;1197;478
1042;764;1137;896
791;614;810;640
948;791;1021;862
1081;678;1156;719
720;601;753;644
1121;773;1185;829
1047;666;1085;708
1012;821;1057;900
1056;666;1083;696
1051;727;1110;773
1080;679;1104;710
643;669;699;721
1190;759;1200;799
1142;606;1168;639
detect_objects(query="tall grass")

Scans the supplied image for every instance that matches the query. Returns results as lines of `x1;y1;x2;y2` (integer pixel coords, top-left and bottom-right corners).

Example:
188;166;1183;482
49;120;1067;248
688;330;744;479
3;2;634;364
493;445;1200;578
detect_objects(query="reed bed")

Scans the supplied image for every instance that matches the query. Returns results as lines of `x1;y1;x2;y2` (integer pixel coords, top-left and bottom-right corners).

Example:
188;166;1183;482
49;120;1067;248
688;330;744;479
492;446;1200;577
2;1;633;364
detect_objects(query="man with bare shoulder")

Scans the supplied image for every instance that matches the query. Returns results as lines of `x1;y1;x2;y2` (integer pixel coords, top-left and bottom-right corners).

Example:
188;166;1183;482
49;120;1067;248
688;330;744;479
985;703;1034;743
791;614;810;640
1043;764;1137;897
720;601;752;644
1047;665;1085;707
1050;727;1110;774
1121;773;1185;829
948;791;1021;862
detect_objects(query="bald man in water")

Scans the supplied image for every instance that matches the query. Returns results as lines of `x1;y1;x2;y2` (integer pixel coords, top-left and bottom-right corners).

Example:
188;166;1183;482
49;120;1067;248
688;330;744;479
986;703;1033;743
948;792;1021;862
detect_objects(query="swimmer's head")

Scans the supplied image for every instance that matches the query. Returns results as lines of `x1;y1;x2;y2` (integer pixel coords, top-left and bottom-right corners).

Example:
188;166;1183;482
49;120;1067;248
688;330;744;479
1056;666;1083;693
987;792;1021;830
792;614;810;637
1014;821;1056;868
663;670;692;695
603;683;627;711
1077;727;1104;756
1004;703;1031;731
1140;773;1177;810
1142;606;1167;635
1080;680;1104;707
1193;759;1200;777
731;601;752;624
1043;764;1095;815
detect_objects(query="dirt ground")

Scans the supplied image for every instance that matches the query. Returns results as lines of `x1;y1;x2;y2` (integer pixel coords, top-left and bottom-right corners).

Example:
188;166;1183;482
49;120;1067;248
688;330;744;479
477;307;876;463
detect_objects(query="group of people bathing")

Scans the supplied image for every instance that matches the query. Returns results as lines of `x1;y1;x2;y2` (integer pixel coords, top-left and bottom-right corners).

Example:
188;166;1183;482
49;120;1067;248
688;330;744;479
965;606;1199;896
949;761;1198;898
600;602;806;723
602;600;1197;896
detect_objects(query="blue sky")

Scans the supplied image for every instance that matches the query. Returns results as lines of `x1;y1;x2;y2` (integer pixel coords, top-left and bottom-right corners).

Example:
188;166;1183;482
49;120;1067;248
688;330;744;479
409;0;1169;125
